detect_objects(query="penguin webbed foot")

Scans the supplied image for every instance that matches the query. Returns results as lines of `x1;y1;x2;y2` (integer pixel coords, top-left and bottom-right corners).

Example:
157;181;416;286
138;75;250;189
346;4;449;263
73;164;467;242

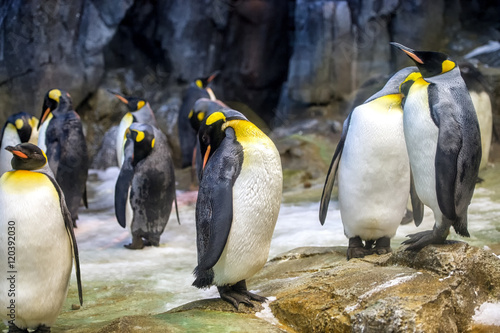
217;280;267;310
373;236;392;255
347;236;372;260
124;235;145;250
402;229;448;251
33;325;51;333
8;324;28;333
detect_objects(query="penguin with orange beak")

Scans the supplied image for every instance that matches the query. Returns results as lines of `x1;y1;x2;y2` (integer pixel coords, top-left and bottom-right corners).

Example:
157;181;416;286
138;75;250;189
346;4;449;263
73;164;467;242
38;89;89;227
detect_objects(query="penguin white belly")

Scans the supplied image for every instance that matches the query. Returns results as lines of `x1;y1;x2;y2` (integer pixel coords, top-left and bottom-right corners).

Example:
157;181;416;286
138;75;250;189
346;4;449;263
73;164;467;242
116;113;134;166
125;186;134;234
403;86;442;222
0;126;20;175
37;115;52;153
470;91;492;170
213;142;282;286
0;172;72;329
338;102;410;240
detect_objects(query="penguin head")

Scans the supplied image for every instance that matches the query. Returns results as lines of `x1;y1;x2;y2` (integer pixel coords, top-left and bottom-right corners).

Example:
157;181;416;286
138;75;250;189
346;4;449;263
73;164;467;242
390;42;456;78
6;143;47;171
39;89;73;128
112;91;147;112
125;123;155;166
193;70;220;89
5;112;38;143
198;109;247;169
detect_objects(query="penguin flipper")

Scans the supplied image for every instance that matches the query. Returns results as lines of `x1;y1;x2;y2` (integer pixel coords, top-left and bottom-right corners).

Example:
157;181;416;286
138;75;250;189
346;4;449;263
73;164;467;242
193;134;242;288
410;169;424;227
319;112;352;225
47;174;83;305
114;140;134;228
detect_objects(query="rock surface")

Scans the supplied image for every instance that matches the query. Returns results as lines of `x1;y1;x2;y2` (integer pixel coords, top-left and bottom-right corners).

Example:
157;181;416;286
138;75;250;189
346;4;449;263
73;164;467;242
16;244;497;333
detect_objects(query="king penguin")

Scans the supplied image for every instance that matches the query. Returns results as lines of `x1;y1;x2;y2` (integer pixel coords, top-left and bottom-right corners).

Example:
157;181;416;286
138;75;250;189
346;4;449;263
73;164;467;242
192;109;282;309
391;42;482;250
319;67;423;260
178;71;219;168
38;89;89;227
115;122;179;249
112;92;157;166
0;143;82;333
0;112;39;175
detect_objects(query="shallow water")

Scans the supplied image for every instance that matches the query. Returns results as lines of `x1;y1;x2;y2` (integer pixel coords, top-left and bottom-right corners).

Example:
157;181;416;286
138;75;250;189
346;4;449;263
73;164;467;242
1;163;500;332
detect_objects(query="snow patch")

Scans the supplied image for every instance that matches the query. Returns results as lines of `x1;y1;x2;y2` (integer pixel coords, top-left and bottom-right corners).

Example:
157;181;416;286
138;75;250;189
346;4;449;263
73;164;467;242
473;302;500;326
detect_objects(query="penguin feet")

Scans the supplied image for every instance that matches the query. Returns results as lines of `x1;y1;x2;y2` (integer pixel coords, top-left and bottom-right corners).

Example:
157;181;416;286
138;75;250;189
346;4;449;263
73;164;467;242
124;235;145;250
33;325;51;333
402;229;448;251
217;280;267;310
373;236;392;255
347;236;372;260
8;324;28;333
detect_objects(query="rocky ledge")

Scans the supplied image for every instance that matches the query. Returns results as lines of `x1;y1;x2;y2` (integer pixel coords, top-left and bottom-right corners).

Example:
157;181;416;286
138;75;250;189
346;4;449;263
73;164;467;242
66;243;500;333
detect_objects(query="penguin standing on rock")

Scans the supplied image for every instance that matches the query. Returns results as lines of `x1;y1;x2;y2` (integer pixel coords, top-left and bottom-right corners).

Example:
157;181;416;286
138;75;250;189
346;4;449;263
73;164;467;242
111;92;157;166
319;67;423;260
115;122;179;249
391;42;482;251
0;112;39;175
0;143;82;333
38;89;89;227
192;109;282;309
178;71;219;168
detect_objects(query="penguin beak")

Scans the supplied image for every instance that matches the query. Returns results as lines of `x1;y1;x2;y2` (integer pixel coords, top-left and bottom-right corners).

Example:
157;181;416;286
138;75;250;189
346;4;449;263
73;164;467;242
5;146;27;159
207;70;220;83
202;145;211;170
114;94;129;105
39;107;51;128
390;42;424;64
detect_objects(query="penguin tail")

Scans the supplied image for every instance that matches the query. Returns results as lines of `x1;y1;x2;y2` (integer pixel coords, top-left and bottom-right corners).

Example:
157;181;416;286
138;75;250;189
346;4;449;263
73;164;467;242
452;215;470;238
192;266;214;289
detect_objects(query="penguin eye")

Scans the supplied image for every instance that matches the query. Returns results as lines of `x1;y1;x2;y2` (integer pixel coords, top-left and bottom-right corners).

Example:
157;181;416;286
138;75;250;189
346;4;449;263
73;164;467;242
202;134;209;145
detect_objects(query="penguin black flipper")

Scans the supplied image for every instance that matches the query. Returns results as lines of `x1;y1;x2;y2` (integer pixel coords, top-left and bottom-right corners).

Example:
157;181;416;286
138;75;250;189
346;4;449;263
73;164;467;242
115;139;134;228
46;174;83;306
410;169;424;227
193;129;242;288
319;112;352;225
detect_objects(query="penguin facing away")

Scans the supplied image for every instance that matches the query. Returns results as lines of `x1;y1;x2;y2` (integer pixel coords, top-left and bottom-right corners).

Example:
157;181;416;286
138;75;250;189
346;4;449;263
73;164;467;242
319;67;423;260
193;109;282;309
115;122;180;249
0;112;39;175
391;42;482;251
178;71;219;168
111;91;158;166
38;89;89;227
0;143;82;333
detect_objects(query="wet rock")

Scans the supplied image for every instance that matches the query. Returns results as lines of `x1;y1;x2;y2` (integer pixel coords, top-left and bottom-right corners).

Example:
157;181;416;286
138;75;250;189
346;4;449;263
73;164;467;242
264;243;500;333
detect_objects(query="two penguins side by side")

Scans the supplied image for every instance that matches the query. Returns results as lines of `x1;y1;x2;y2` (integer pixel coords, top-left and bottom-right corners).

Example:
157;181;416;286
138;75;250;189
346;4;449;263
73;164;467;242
320;43;482;259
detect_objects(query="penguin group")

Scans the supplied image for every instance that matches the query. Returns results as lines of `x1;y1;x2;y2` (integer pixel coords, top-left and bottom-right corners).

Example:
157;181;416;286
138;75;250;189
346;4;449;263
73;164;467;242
320;43;484;258
0;41;493;331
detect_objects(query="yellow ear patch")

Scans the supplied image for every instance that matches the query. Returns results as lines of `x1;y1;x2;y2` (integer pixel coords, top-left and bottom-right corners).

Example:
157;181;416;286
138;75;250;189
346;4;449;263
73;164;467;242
188;110;194;119
197;112;205;122
205;112;226;126
48;89;62;102
195;80;203;88
151;138;155;148
15;119;24;130
133;130;145;142
137;100;146;109
442;60;455;73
